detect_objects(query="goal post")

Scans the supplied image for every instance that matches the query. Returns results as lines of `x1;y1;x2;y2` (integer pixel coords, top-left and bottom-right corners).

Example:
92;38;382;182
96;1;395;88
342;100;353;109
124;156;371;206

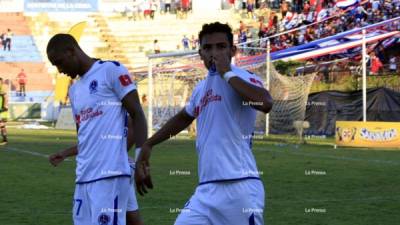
144;49;316;139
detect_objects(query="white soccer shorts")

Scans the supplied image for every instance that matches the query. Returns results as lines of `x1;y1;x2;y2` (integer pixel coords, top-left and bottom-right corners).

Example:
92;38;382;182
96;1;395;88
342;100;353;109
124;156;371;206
127;165;139;212
174;178;265;225
72;176;130;225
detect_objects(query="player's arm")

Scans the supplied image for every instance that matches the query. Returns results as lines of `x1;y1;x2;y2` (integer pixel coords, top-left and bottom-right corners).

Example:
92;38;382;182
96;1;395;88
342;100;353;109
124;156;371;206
214;54;273;113
122;90;147;149
49;123;79;167
146;109;194;147
228;77;273;113
49;145;77;167
135;109;194;195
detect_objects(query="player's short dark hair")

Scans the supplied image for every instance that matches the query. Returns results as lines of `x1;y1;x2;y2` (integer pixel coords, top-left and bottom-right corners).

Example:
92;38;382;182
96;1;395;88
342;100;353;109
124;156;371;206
47;33;81;53
199;22;234;46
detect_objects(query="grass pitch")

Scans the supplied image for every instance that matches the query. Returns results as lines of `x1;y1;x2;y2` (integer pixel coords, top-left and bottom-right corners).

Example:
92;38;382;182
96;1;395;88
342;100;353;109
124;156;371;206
0;128;399;225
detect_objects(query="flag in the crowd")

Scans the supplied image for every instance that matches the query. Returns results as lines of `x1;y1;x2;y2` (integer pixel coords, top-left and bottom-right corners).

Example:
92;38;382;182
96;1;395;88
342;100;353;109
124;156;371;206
271;30;399;61
335;0;359;9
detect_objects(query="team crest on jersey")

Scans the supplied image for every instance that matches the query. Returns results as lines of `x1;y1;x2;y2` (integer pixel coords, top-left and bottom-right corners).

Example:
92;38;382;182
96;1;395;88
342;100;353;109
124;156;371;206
98;213;110;225
89;80;98;94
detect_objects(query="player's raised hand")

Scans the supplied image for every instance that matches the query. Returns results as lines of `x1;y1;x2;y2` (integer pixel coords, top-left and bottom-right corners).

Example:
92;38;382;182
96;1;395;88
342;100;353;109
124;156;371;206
135;143;153;196
49;152;65;167
212;54;231;77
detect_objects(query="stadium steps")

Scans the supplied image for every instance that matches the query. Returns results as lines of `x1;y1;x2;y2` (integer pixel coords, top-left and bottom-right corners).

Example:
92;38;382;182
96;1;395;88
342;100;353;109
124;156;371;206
0;12;32;35
0;62;53;92
102;10;238;69
0;36;42;62
90;14;133;70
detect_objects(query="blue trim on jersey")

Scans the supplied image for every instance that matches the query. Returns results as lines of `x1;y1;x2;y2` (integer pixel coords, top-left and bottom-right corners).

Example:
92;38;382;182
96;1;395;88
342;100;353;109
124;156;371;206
113;196;118;225
75;174;131;184
249;213;255;225
198;176;261;186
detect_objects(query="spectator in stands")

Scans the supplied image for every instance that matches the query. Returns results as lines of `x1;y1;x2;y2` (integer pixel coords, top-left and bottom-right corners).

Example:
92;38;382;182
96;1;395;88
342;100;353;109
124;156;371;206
4;29;12;51
164;0;172;13
181;0;190;13
247;0;255;18
389;55;397;73
370;52;383;75
17;69;27;97
153;39;161;54
0;77;7;145
182;35;190;50
150;0;158;19
281;1;289;18
190;35;198;50
0;32;4;50
241;0;247;12
143;0;152;19
132;0;142;20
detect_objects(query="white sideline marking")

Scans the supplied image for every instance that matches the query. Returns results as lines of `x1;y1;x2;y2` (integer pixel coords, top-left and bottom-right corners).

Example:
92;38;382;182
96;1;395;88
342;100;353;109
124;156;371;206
256;148;400;165
4;146;72;161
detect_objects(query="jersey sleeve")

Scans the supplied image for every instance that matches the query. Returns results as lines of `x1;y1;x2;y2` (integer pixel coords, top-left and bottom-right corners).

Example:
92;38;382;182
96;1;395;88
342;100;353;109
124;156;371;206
234;67;264;88
105;61;137;100
185;81;202;118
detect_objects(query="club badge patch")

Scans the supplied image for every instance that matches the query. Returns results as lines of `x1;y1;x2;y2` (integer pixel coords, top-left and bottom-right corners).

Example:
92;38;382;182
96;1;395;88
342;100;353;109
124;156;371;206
90;80;98;94
98;213;110;225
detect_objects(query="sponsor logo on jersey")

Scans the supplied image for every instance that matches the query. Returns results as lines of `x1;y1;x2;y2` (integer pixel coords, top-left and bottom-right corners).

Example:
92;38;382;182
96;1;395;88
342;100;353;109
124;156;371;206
98;213;110;225
118;74;132;86
89;80;98;94
194;89;221;117
75;107;103;124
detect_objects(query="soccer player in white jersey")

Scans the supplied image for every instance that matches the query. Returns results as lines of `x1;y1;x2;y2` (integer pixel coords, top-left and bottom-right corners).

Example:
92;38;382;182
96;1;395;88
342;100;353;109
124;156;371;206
135;22;273;225
49;118;145;225
46;33;148;225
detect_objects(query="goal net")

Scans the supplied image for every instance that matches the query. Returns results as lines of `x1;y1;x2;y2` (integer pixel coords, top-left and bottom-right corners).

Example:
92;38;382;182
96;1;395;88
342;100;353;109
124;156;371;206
143;49;316;138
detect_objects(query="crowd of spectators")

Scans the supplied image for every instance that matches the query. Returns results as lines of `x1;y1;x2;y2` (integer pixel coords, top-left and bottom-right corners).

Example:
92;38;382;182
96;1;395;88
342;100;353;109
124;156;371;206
117;0;192;20
237;1;400;52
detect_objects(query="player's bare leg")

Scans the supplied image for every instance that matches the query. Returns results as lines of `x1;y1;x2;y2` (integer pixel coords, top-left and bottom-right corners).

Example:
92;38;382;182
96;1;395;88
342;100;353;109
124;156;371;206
0;119;7;145
127;210;144;225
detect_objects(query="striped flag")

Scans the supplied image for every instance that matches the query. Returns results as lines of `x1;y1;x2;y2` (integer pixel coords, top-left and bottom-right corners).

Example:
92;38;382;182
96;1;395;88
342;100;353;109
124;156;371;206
335;0;359;9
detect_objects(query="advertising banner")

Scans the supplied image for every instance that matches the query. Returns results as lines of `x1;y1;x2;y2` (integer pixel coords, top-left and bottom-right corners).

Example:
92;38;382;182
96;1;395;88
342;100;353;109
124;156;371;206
336;121;400;148
0;0;24;12
24;0;98;12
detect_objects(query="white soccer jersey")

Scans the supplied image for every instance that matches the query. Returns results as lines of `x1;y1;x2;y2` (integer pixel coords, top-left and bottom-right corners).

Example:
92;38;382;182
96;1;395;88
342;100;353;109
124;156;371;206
185;65;264;184
69;60;136;183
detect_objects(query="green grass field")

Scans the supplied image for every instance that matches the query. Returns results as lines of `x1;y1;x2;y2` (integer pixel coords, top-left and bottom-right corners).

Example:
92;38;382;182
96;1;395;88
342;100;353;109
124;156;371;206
0;128;399;225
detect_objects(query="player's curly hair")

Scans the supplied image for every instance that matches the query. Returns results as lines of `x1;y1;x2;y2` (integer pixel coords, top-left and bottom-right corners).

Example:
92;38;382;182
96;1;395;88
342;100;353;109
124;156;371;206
198;22;234;46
